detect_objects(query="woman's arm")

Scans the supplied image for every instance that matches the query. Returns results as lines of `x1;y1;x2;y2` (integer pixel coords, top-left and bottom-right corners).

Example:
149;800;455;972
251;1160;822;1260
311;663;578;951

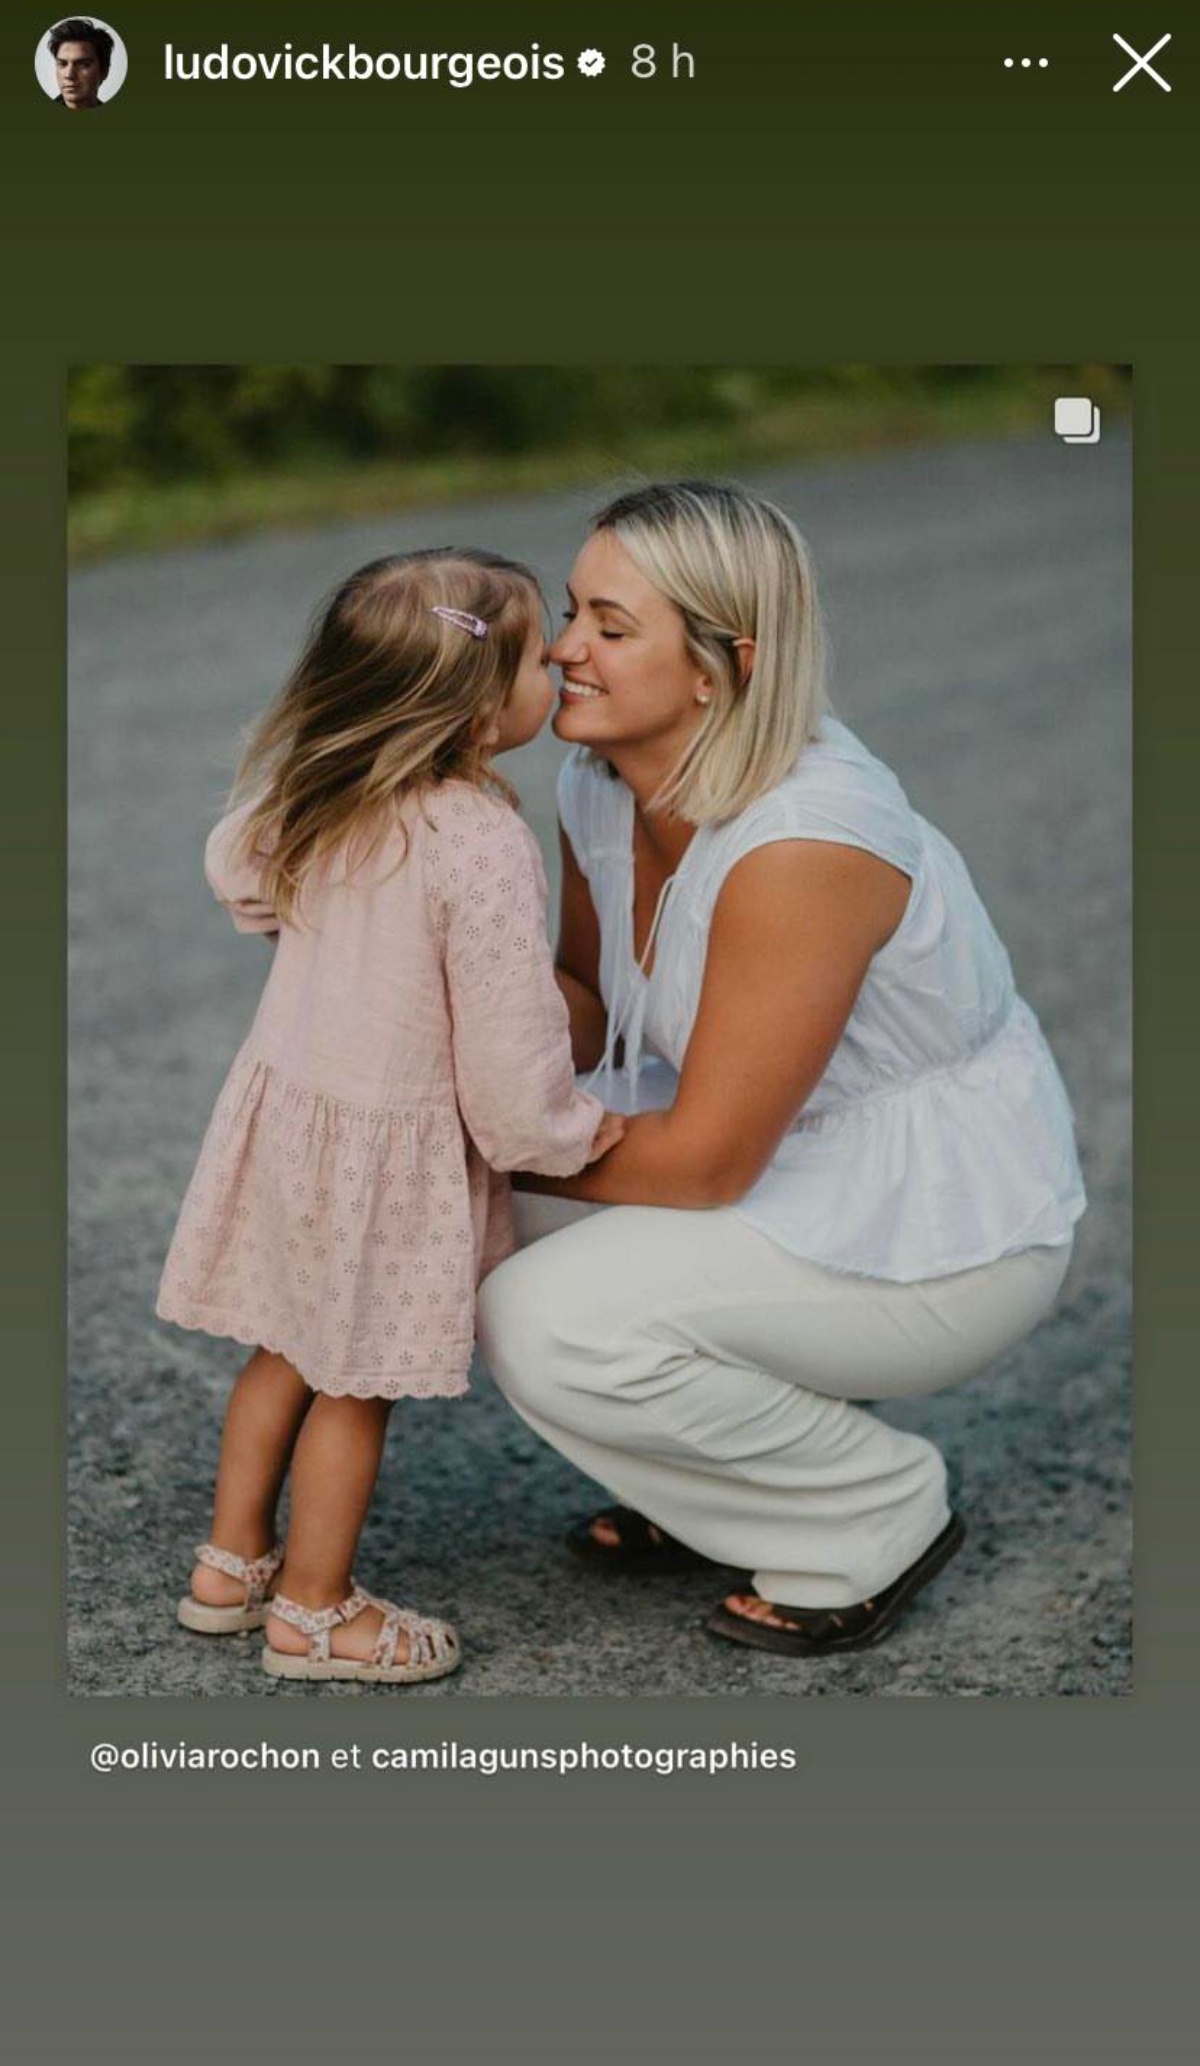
517;838;911;1209
555;822;609;1072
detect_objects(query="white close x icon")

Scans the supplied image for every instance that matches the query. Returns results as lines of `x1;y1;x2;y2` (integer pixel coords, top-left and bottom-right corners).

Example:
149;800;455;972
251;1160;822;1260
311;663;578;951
1113;31;1172;93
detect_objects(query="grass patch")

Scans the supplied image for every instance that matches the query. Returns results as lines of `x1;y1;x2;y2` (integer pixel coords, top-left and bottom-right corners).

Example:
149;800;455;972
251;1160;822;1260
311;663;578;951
70;372;1130;564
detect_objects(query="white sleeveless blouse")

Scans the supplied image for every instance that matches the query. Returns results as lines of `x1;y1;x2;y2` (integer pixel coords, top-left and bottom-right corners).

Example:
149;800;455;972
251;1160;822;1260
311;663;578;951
557;717;1085;1282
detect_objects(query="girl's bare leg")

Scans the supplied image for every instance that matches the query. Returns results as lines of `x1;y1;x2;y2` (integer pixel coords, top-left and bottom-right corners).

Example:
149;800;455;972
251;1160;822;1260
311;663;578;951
266;1393;406;1664
190;1347;313;1608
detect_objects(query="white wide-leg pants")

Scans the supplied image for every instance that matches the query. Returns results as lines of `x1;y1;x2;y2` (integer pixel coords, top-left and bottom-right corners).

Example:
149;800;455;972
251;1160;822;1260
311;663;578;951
476;1196;1070;1608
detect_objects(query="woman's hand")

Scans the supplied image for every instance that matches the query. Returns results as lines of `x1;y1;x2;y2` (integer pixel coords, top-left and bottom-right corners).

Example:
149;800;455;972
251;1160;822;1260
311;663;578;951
585;1110;627;1163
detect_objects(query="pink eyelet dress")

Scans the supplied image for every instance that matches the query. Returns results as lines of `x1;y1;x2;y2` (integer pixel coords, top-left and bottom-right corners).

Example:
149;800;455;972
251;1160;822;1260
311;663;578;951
156;782;604;1400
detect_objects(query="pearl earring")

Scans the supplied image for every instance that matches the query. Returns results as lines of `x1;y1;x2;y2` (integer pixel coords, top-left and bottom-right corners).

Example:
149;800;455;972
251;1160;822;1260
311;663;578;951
696;692;711;707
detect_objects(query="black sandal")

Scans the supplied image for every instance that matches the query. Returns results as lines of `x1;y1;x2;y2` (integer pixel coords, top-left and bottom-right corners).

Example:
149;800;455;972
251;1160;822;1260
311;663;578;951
566;1505;732;1575
705;1513;967;1657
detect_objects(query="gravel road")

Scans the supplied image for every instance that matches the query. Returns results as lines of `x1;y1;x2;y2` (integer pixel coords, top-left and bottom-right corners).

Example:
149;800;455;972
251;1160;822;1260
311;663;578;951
68;431;1131;1696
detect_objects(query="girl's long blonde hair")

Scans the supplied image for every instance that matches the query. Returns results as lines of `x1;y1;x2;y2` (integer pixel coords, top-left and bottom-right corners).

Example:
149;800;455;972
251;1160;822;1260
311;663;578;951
592;480;827;823
229;548;541;925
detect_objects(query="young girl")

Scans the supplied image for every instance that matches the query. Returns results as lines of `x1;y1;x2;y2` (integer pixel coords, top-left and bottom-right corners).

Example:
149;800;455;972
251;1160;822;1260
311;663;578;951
157;549;622;1685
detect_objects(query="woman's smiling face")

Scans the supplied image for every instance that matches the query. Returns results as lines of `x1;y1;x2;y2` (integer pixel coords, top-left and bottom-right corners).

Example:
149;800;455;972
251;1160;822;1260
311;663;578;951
550;530;711;760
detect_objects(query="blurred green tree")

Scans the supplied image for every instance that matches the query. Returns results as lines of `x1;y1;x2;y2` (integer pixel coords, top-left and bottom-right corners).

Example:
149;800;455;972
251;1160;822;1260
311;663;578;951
68;363;1132;499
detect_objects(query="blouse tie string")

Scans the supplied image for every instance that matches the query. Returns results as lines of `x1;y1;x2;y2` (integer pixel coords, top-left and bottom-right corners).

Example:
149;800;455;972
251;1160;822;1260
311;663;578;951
585;873;677;1108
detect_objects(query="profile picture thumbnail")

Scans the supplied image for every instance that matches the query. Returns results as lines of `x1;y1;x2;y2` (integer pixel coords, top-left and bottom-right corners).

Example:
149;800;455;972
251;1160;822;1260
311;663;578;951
35;16;127;109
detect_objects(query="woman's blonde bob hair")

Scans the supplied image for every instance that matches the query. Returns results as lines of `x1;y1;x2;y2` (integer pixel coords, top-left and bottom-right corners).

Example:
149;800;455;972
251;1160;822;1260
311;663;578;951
229;548;541;925
591;480;827;823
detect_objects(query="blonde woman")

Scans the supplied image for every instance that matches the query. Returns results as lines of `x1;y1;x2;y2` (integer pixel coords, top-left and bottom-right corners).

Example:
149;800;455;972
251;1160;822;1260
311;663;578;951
476;482;1085;1658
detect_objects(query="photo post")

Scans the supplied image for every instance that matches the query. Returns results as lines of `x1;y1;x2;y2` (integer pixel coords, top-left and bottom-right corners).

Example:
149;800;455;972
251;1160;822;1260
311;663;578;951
68;364;1130;1703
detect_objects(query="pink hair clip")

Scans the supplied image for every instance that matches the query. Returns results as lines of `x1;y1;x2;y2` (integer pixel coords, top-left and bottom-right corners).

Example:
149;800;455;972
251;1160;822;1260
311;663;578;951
430;605;488;639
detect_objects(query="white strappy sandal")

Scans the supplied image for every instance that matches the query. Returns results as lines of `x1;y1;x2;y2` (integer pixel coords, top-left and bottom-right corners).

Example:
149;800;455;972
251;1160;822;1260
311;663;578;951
177;1541;285;1635
262;1585;460;1685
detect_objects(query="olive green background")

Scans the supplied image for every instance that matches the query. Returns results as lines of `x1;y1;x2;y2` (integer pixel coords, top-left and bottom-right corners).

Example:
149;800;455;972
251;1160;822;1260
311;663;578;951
4;3;1194;2058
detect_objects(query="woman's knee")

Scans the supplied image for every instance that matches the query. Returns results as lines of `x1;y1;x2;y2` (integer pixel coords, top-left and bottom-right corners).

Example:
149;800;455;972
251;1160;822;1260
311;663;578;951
477;1239;642;1423
476;1251;567;1415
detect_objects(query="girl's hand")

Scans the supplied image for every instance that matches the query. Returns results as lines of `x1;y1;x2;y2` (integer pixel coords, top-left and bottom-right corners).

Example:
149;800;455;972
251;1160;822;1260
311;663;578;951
585;1110;626;1164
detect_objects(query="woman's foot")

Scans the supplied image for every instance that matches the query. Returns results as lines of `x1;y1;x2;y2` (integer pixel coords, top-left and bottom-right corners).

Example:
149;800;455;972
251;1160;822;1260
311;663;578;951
707;1514;967;1657
567;1505;731;1573
589;1512;664;1550
719;1594;807;1634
